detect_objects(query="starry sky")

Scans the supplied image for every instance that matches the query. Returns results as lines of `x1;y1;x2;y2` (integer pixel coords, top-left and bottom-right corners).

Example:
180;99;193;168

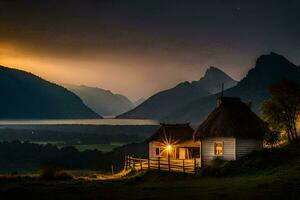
0;0;299;100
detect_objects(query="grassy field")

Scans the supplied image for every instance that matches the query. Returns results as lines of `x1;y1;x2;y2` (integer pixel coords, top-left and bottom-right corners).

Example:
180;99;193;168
0;144;300;200
73;142;126;152
0;160;299;199
31;141;126;152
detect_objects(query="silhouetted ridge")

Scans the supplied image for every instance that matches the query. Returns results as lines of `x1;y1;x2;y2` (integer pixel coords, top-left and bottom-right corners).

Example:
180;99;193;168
192;66;237;93
0;66;100;119
65;84;134;116
238;52;299;88
166;52;300;124
118;67;237;120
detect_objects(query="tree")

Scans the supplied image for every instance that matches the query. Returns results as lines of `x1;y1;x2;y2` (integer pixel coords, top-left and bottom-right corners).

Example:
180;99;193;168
261;80;300;143
263;129;280;148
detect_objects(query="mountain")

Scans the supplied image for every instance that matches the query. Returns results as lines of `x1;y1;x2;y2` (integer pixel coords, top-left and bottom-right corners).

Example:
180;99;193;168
0;66;100;119
191;66;237;93
168;52;300;125
65;85;134;116
134;98;146;107
118;67;237;120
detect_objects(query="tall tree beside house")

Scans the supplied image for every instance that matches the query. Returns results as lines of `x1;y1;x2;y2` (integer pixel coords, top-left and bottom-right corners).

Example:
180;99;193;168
261;80;300;143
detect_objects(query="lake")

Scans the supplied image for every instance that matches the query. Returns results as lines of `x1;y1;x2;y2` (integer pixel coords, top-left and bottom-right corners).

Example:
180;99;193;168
0;119;159;152
0;119;159;126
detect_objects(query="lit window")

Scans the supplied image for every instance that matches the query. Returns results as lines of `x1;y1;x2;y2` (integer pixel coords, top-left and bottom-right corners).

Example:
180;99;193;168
155;148;160;156
214;142;223;155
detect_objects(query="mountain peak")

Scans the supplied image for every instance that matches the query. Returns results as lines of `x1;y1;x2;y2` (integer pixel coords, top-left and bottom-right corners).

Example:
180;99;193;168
256;52;293;69
201;66;235;81
191;66;237;94
206;66;224;73
239;52;299;88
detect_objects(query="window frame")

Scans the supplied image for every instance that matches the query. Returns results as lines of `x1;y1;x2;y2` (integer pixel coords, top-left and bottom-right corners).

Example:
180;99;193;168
214;141;224;156
155;147;160;156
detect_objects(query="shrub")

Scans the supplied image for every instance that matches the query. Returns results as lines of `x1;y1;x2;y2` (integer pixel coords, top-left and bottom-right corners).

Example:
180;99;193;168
211;157;227;168
39;165;73;180
199;157;228;177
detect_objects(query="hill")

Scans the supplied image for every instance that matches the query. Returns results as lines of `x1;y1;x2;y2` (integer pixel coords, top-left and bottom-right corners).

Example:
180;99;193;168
118;67;236;120
0;66;100;119
0;143;300;199
65;85;134;116
169;52;300;124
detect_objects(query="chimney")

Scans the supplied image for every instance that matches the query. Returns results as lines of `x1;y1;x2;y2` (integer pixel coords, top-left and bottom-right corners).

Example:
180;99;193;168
216;97;223;107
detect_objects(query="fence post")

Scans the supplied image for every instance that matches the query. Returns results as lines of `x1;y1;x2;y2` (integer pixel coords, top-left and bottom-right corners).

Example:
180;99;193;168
127;156;130;168
194;158;197;175
125;156;127;170
111;164;114;175
140;160;142;171
183;159;185;173
128;156;130;168
158;157;160;171
133;159;135;170
148;157;150;170
168;154;171;172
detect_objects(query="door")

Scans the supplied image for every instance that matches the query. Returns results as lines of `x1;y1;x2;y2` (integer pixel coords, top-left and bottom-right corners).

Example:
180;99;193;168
179;148;186;159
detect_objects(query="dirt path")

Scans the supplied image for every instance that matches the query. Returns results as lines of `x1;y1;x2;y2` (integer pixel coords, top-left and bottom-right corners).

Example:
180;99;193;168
76;169;132;181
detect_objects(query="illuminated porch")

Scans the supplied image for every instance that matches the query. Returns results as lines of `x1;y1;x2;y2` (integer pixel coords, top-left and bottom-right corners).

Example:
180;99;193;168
125;156;200;174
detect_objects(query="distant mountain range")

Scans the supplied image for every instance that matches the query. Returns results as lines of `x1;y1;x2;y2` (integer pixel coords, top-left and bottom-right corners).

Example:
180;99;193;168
119;52;300;125
0;66;100;119
2;52;298;122
171;52;300;125
65;85;135;116
118;66;237;120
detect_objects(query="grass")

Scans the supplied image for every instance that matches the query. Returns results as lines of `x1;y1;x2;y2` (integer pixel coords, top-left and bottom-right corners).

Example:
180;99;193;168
31;141;127;152
0;143;300;199
0;161;299;200
73;142;126;152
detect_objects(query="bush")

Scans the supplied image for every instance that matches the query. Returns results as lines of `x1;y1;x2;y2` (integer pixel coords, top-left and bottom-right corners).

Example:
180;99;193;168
39;165;73;180
211;157;227;168
200;143;300;177
199;157;228;177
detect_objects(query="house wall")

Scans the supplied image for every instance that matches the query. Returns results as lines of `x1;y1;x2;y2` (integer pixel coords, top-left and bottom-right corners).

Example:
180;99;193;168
148;141;200;159
149;141;162;159
201;137;263;166
201;137;236;166
236;139;262;159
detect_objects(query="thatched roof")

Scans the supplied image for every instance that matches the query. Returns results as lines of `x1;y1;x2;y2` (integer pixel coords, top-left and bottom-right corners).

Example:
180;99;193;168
145;123;194;144
194;97;267;140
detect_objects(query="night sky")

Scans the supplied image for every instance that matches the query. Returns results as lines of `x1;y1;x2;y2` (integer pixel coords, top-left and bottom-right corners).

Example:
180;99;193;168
0;0;299;100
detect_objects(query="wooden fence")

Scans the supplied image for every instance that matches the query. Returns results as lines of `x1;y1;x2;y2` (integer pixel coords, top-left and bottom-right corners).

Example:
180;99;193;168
125;156;200;174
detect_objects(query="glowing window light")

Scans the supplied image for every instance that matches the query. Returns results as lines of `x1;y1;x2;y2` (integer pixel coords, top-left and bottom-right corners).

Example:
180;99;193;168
214;142;223;155
166;144;172;151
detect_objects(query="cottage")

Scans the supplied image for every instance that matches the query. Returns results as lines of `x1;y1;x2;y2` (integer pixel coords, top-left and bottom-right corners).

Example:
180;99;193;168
194;97;267;166
146;123;200;160
128;96;267;172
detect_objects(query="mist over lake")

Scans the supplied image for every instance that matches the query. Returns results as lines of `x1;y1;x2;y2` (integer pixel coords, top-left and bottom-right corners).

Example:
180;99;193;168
0;119;158;126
